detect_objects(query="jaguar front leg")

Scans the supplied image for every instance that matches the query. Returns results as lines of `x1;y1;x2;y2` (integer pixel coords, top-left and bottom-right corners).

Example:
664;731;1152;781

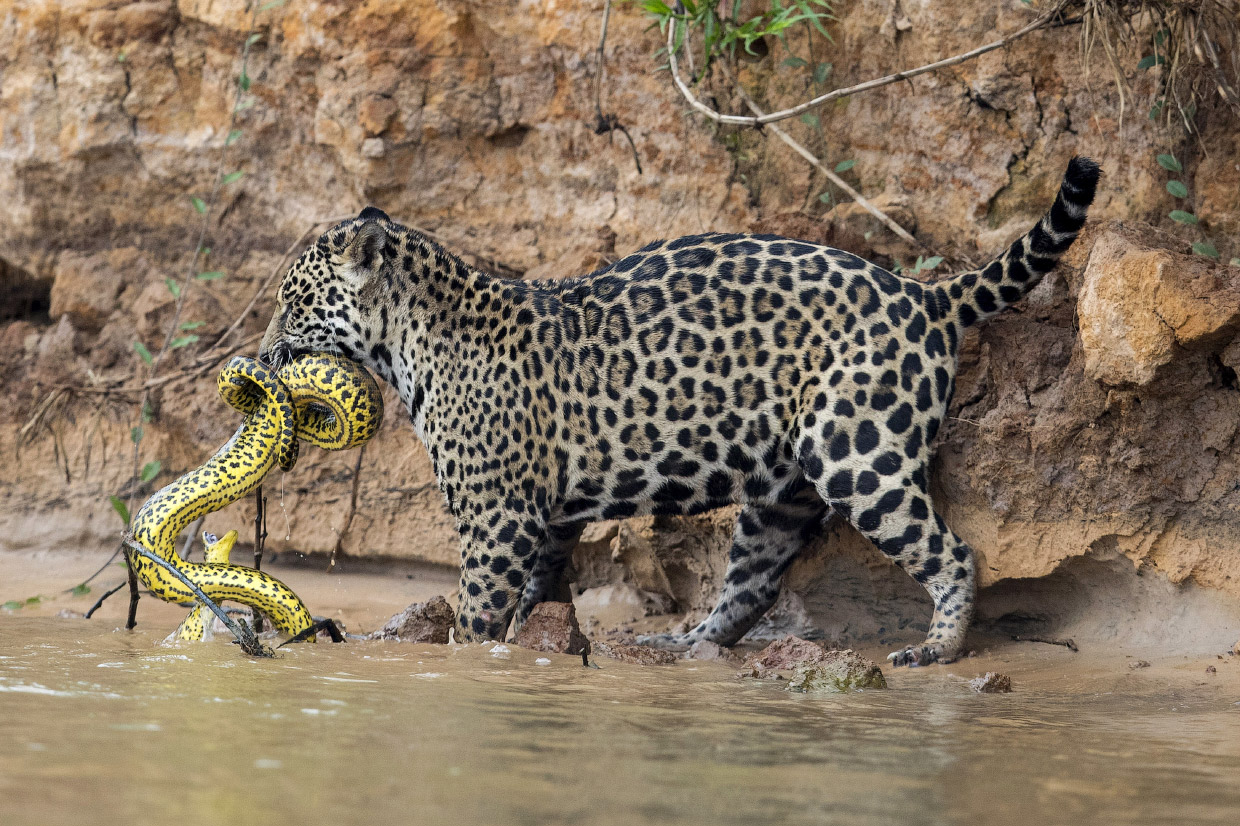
453;513;544;642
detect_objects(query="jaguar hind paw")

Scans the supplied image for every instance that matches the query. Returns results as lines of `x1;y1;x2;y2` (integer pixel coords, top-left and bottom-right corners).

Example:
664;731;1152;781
635;632;695;651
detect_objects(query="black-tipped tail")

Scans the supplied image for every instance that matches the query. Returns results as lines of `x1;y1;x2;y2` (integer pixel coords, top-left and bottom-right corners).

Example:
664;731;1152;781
947;157;1100;328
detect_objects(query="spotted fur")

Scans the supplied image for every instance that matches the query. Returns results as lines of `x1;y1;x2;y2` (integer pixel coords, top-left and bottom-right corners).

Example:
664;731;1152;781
260;158;1100;665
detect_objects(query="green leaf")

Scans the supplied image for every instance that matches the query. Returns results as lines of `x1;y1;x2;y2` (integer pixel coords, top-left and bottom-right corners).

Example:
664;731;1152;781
817;191;833;204
196;270;225;281
1192;241;1220;260
179;320;205;330
246;33;263;48
1165;180;1188;198
25;596;42;605
71;583;91;596
782;56;808;69
813;62;832;85
1156;153;1182;173
234;98;255;112
1137;54;1165;70
800;112;819;128
117;50;127;63
140;461;162;484
133;341;153;365
221;170;245;185
2;601;21;611
191;196;207;214
259;0;289;9
169;334;199;350
1230;258;1240;267
225;129;243;146
141;401;153;423
130;425;144;445
164;277;181;299
1169;210;1198;225
834;159;855;173
239;70;251;92
920;255;944;272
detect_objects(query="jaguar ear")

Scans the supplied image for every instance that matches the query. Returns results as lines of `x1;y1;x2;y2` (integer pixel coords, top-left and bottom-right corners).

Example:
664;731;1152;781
357;206;389;222
346;219;388;277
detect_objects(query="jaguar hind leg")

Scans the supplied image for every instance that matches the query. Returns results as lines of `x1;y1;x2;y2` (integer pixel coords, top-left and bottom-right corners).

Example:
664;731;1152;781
638;485;826;650
798;425;975;666
511;522;582;638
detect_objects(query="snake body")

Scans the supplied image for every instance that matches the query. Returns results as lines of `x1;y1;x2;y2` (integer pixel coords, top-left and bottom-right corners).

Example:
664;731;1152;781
129;355;383;640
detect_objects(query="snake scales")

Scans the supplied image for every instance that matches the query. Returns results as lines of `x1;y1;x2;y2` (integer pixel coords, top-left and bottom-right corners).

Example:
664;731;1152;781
129;354;383;641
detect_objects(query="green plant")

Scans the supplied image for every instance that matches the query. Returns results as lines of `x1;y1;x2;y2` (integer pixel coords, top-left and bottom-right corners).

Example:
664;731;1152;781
892;255;944;277
1155;151;1224;261
636;0;834;70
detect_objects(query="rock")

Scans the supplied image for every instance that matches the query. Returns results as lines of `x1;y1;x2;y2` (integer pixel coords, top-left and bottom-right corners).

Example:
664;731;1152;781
1206;665;1217;674
969;672;1013;693
32;315;79;383
1077;228;1240;386
1129;660;1151;669
55;609;85;619
592;640;677;665
785;650;887;693
514;601;590;656
48;249;134;332
684;640;741;664
1232;640;1240;656
368;595;454;644
573;583;648;630
744;635;832;677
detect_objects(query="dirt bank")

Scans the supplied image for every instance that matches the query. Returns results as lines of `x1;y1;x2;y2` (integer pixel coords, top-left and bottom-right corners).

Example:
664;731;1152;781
1;1;1239;643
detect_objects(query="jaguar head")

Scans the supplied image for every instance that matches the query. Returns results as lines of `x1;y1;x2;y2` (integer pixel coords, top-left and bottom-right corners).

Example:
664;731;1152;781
259;206;394;371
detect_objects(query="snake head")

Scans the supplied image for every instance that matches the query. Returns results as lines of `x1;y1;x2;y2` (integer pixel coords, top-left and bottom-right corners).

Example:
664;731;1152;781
203;529;239;565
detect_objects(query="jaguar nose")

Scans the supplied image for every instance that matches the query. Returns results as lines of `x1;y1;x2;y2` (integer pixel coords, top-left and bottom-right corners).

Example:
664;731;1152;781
260;341;293;370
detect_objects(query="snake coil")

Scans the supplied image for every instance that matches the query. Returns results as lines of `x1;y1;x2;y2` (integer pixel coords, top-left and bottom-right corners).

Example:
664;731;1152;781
128;354;383;641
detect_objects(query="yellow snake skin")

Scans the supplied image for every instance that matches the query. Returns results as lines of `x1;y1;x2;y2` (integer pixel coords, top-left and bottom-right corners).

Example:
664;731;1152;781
129;354;383;641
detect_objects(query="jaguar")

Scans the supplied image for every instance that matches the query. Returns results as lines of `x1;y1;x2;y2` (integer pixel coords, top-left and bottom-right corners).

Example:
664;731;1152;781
259;157;1100;665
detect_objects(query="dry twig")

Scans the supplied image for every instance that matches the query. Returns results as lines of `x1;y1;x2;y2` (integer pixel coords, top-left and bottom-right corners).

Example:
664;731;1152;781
328;446;367;573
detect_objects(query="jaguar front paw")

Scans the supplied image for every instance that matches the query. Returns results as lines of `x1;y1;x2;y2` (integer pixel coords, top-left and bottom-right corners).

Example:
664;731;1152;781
886;642;957;668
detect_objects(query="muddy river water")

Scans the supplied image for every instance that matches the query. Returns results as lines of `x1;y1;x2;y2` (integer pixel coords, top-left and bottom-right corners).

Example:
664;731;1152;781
2;555;1239;825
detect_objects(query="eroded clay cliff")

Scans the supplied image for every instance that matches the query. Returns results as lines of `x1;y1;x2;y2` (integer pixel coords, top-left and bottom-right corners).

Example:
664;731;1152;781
2;0;1239;643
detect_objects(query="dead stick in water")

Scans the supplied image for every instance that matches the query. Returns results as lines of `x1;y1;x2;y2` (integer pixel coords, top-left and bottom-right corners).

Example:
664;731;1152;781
124;545;140;630
252;485;268;632
253;484;268;570
121;536;272;657
1012;634;1079;652
84;580;128;619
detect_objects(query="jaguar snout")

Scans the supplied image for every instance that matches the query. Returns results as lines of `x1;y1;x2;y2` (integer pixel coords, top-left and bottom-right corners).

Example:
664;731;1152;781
260;340;294;370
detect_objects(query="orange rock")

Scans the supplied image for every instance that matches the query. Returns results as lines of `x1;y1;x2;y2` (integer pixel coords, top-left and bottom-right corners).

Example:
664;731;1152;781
514;602;590;656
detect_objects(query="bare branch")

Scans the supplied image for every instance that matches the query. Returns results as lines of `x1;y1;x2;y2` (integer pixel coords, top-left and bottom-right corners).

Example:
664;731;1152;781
718;62;929;255
666;2;1069;126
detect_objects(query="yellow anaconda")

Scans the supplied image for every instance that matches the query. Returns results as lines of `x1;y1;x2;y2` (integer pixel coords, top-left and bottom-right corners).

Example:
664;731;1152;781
129;354;383;641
